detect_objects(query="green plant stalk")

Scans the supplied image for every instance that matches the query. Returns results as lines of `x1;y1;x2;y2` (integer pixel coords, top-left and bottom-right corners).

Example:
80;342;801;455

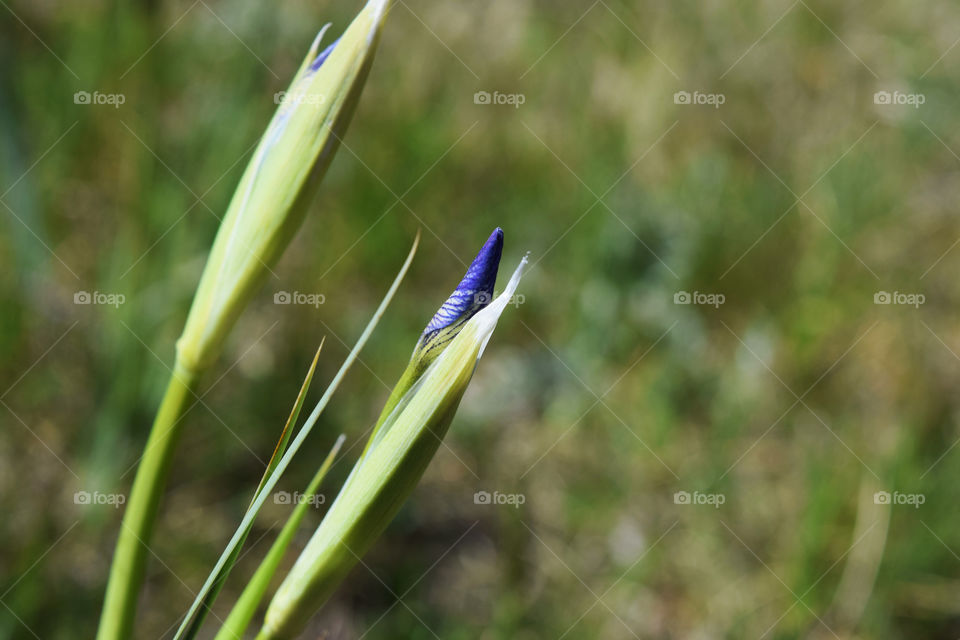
97;361;199;640
213;435;345;640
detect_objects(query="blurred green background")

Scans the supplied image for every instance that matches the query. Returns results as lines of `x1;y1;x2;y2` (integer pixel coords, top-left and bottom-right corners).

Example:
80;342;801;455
2;0;960;638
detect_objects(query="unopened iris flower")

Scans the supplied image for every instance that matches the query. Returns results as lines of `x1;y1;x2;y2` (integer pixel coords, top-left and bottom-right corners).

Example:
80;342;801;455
177;0;390;374
98;3;393;639
258;229;526;640
370;227;504;441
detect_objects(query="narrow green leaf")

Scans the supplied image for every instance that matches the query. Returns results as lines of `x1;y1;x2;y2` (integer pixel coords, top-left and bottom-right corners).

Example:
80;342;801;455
172;232;419;640
178;342;325;640
213;434;346;640
253;342;324;503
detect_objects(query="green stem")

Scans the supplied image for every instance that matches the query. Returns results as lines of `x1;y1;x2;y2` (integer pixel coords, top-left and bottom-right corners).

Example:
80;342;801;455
97;360;200;640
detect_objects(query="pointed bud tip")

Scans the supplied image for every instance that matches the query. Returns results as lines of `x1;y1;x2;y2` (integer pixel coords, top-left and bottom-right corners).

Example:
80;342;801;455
369;0;390;21
309;0;390;73
308;38;339;72
462;227;503;296
422;228;504;335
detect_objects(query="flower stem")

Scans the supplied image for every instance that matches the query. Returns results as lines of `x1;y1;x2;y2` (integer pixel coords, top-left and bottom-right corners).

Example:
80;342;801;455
97;361;200;640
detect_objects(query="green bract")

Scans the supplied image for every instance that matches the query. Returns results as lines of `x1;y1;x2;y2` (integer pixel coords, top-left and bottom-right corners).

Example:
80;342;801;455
177;0;390;373
258;255;528;640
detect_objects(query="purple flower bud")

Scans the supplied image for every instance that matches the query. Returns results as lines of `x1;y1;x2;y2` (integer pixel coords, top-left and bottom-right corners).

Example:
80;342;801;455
423;227;504;337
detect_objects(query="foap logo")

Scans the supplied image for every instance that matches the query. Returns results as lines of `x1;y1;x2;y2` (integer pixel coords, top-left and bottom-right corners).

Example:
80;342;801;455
673;90;725;109
674;290;725;308
274;90;326;106
673;490;725;508
873;90;925;108
74;490;126;508
274;491;326;506
74;291;125;308
873;490;924;509
274;291;326;308
73;90;126;108
474;490;526;508
474;291;525;307
473;90;526;108
873;291;925;308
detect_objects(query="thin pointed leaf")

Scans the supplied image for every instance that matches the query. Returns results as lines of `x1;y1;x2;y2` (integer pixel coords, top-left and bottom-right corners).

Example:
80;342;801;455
177;342;325;640
253;342;324;503
213;435;346;640
172;232;419;640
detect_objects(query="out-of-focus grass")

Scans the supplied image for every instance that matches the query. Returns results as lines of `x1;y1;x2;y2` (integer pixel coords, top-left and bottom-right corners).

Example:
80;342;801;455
2;1;960;638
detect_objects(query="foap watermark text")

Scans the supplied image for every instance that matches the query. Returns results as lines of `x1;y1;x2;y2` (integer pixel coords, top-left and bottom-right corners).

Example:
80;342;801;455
474;490;525;508
74;90;125;108
274;291;325;308
874;490;924;508
274;90;326;106
75;291;125;308
75;490;126;508
874;90;925;108
674;490;725;508
474;90;525;108
674;90;725;108
674;290;725;308
274;491;326;506
874;291;924;308
474;291;525;307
